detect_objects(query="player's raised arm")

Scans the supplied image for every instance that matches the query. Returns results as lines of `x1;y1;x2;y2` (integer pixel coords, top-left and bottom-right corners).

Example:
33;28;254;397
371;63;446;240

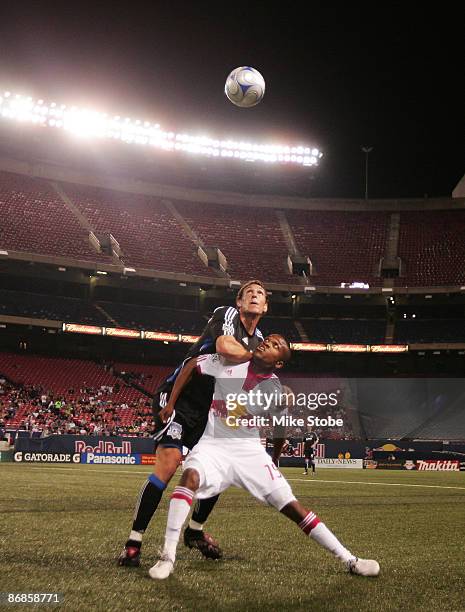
159;354;223;423
159;358;198;423
216;335;252;363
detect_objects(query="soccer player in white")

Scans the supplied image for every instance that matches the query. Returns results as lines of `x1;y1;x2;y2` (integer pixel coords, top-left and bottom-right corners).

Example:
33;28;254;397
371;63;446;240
149;334;380;580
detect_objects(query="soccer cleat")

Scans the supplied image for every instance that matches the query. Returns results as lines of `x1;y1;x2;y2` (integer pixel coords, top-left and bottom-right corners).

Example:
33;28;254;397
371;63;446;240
302;471;308;475
347;557;380;577
117;544;141;567
148;553;174;580
183;526;223;559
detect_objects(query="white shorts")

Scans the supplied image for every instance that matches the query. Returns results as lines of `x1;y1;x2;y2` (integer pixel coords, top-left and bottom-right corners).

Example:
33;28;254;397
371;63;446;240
184;438;295;510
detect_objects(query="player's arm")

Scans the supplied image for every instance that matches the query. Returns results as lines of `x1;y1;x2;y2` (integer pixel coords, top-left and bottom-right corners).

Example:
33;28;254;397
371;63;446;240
271;434;287;466
266;379;287;466
208;306;252;364
216;335;252;364
159;358;198;423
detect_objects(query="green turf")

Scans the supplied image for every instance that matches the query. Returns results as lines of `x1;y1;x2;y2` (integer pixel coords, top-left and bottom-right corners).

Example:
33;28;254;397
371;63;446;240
1;465;464;611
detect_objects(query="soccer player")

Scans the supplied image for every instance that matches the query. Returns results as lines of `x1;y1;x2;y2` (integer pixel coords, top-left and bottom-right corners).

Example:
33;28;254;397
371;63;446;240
303;432;318;475
118;280;271;566
149;335;380;580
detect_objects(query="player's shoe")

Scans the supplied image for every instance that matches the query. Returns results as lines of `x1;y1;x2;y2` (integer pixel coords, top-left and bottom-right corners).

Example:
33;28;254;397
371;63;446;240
148;553;174;580
347;557;380;577
302;471;308;475
183;526;223;559
117;544;141;567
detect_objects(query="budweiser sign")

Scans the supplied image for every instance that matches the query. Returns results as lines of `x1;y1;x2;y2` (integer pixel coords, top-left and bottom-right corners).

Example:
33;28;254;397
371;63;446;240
416;460;460;471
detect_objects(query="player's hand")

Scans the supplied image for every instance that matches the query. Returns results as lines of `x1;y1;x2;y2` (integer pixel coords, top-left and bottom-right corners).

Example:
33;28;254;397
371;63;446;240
159;403;174;423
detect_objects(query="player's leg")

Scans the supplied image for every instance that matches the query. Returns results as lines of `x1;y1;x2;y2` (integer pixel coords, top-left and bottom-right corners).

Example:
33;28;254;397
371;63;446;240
118;444;181;566
149;441;227;579
184;494;220;545
182;421;222;556
311;458;316;475
236;446;379;576
303;456;309;474
149;466;200;579
267;495;379;576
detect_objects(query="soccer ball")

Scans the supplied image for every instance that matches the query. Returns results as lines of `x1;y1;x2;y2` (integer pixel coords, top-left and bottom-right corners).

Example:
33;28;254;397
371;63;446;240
224;66;265;108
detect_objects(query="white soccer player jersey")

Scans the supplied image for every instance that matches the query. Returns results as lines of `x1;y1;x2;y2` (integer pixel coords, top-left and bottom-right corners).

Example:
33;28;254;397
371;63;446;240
196;353;283;440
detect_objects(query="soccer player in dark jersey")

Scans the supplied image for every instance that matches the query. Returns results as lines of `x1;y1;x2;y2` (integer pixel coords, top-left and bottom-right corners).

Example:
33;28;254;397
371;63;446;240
118;280;269;566
303;432;319;475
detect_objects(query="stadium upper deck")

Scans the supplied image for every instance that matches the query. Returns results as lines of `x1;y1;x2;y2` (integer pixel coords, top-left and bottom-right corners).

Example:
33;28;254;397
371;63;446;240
0;160;464;290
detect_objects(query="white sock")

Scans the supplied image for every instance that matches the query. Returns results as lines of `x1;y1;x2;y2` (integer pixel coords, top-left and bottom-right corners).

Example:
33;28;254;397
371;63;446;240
310;523;355;563
189;519;204;531
299;512;355;564
129;530;143;543
163;486;194;560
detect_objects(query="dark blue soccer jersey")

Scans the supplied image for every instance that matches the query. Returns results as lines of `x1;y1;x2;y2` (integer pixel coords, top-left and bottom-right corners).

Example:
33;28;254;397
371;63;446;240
153;306;264;445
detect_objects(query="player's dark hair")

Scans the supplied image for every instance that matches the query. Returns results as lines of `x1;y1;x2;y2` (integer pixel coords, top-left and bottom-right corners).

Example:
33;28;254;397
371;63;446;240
236;280;268;301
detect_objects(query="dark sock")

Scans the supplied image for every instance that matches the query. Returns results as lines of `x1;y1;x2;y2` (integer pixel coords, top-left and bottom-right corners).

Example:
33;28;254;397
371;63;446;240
191;494;220;525
131;474;166;533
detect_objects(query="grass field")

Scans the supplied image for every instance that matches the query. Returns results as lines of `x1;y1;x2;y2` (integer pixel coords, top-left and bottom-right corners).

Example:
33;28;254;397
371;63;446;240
1;464;464;611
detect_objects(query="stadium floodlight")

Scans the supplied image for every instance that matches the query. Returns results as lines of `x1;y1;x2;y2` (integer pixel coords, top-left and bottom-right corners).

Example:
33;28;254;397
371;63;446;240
0;90;323;167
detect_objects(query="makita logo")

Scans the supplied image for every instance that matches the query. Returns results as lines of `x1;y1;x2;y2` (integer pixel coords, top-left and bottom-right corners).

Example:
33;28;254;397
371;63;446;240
416;460;460;471
74;440;132;454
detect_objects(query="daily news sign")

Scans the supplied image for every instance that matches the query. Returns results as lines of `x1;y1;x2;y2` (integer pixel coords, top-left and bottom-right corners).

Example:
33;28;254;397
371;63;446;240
314;458;363;469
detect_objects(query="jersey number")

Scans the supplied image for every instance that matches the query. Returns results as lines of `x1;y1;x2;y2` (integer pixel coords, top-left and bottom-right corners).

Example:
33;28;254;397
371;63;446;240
264;463;282;481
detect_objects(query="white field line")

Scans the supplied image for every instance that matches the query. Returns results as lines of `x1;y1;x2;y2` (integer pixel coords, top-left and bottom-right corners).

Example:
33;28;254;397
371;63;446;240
287;478;465;491
9;465;465;491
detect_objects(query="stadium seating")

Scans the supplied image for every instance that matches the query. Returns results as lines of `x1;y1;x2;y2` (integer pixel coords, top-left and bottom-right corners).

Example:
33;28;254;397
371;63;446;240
412;402;465;440
258;316;301;342
357;378;465;440
0;352;174;433
0;170;108;261
356;379;435;438
300;319;386;344
3;169;465;289
395;319;465;343
61;183;216;276
174;200;297;283
0;352;149;402
113;362;171;395
286;210;389;286
3;169;465;288
99;301;205;333
0;289;107;324
397;210;465;286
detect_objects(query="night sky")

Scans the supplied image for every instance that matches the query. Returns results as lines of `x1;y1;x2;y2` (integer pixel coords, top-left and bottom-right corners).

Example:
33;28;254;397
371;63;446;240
0;2;463;198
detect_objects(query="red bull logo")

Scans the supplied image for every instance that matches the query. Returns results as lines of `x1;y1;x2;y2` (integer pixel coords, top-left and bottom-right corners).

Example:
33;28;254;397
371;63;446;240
74;440;132;454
